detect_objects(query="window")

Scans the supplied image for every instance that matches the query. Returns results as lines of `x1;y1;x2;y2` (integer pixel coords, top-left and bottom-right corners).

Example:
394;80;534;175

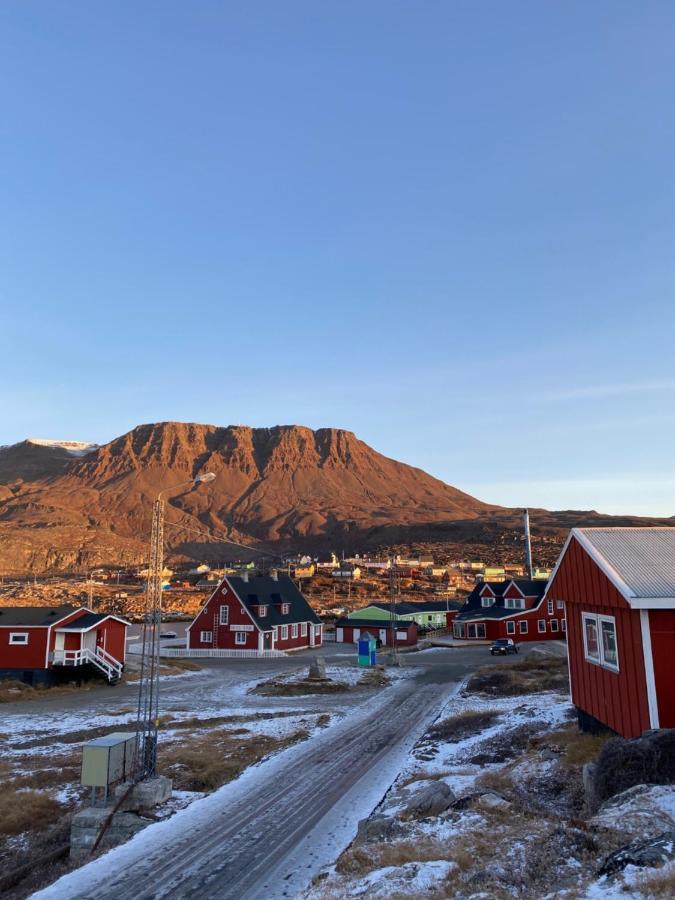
582;613;600;663
481;597;494;608
600;616;619;669
219;605;229;625
9;632;28;645
505;598;524;610
547;599;554;615
235;632;247;645
281;603;290;615
562;618;567;632
200;630;213;643
519;620;528;634
272;626;278;640
550;619;559;632
258;605;267;617
291;624;298;638
300;623;307;636
557;600;565;610
538;619;546;633
454;623;465;638
314;625;321;636
506;621;515;635
281;625;288;640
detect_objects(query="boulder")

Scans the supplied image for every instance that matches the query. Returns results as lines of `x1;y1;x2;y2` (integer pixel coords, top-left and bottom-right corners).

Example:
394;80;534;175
353;814;404;844
401;780;456;819
599;830;675;876
307;656;327;681
589;784;675;839
476;791;510;810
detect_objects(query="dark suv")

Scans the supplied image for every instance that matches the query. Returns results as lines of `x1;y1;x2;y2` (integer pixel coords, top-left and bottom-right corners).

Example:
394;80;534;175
490;638;518;655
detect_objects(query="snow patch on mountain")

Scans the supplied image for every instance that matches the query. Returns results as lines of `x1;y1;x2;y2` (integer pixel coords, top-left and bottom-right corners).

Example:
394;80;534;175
26;438;99;456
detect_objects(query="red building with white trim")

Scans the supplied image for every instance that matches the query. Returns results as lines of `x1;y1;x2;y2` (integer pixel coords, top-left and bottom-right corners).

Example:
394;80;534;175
334;618;418;647
452;579;563;641
187;574;322;653
545;527;675;738
0;606;128;685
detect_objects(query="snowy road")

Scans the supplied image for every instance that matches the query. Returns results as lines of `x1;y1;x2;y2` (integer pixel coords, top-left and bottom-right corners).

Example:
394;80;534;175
33;644;555;899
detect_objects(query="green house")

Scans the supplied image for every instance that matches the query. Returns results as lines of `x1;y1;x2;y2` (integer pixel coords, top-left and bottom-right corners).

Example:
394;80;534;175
348;600;459;629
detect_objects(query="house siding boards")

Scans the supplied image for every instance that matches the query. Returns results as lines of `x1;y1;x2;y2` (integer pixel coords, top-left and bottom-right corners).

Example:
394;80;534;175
545;533;656;738
649;610;675;728
335;618;417;647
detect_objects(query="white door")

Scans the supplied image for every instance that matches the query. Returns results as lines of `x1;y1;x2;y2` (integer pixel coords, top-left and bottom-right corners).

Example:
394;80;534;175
379;628;387;645
336;627;343;642
353;628;360;642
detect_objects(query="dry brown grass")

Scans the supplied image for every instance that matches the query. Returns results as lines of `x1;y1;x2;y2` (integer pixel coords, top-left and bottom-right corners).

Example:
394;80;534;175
0;680;83;704
0;788;63;836
160;728;309;792
251;678;350;696
536;725;612;768
635;867;675;899
466;656;569;697
426;709;500;742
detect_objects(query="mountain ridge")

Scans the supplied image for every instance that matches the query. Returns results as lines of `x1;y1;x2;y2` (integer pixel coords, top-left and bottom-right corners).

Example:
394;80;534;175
0;421;670;574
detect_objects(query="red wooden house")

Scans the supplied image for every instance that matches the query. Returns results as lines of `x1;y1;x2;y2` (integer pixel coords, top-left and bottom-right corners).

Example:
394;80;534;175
452;579;563;641
0;605;129;685
334;618;418;647
545;527;675;738
187;574;323;653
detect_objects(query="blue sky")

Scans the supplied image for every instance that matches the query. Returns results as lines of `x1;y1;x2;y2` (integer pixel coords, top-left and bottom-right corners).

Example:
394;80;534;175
2;2;674;516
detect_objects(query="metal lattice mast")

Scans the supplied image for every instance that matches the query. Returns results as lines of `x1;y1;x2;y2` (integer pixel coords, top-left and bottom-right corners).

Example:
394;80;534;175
135;497;165;780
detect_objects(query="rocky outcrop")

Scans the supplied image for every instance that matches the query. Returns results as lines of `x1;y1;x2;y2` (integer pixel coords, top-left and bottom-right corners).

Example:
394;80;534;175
589;730;675;804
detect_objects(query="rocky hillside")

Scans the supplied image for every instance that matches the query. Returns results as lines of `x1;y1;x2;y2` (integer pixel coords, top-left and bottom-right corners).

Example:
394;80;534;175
0;422;500;573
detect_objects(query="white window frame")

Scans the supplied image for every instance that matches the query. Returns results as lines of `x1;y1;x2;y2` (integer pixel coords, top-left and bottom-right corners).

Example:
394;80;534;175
547;599;554;615
505;598;524;610
219;605;229;625
556;600;565;610
258;605;267;617
519;620;528;634
281;603;290;615
506;621;515;635
281;625;288;640
550;619;559;633
562;618;567;632
582;611;620;672
200;630;213;643
9;632;29;645
581;612;601;664
235;631;247;645
537;619;546;634
314;624;321;636
481;597;494;608
291;623;298;638
272;626;278;640
300;622;307;636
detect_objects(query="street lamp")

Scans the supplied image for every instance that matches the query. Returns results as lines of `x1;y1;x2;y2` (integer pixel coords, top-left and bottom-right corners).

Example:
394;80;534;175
135;473;216;780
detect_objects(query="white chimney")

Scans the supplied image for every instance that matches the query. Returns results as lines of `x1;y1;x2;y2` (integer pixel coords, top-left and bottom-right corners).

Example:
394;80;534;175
271;569;278;581
243;571;249;583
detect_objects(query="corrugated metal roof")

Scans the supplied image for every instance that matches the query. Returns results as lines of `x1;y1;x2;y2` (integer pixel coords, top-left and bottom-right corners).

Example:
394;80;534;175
577;527;675;599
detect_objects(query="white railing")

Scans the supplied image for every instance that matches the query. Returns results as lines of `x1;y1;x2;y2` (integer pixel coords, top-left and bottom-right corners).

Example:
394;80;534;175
160;648;287;659
53;647;123;680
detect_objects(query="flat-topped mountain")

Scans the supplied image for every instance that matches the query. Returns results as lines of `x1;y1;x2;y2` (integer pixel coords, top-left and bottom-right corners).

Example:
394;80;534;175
0;421;499;572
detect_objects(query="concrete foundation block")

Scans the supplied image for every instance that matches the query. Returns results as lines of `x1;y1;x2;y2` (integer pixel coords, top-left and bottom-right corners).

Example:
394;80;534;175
113;776;173;811
69;807;148;861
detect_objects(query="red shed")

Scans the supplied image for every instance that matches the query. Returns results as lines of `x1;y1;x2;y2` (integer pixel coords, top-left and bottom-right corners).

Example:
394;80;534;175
0;605;129;685
187;574;323;653
334;618;418;647
545;527;675;738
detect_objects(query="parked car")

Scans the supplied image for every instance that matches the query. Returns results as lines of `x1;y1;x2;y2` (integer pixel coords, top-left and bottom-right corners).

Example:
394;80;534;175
160;630;177;639
490;638;518;655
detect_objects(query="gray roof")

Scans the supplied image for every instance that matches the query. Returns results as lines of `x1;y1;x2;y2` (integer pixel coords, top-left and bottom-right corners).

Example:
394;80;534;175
58;612;107;630
575;527;675;599
228;575;322;628
0;605;77;626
